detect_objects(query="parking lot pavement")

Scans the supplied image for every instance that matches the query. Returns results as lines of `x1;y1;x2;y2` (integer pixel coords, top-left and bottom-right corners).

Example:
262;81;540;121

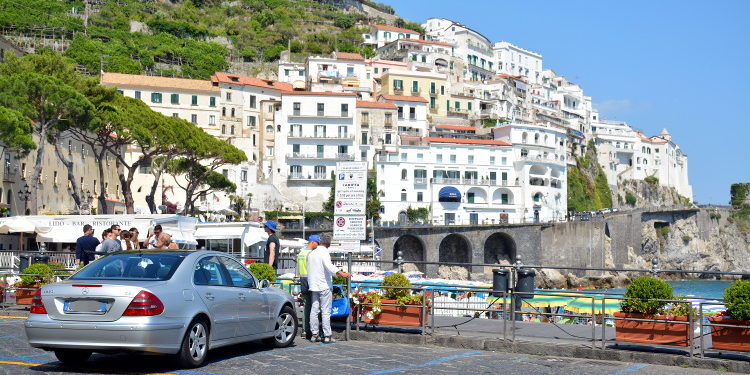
0;316;739;375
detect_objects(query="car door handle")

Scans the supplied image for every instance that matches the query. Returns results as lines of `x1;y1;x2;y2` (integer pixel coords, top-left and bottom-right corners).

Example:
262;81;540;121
205;293;214;300
238;293;246;301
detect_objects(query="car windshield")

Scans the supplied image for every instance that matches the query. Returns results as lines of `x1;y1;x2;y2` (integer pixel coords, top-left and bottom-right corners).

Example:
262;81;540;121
70;253;187;281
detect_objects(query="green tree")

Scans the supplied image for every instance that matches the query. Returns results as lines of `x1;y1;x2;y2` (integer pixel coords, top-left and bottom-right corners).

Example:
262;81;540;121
0;73;94;214
166;159;237;214
0;107;35;156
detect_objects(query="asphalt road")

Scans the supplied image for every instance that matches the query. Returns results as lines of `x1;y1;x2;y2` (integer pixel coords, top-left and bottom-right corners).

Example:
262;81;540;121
0;316;738;375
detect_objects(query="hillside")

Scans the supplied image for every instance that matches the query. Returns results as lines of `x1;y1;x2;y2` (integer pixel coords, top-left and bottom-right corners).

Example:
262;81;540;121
0;0;419;79
566;140;613;212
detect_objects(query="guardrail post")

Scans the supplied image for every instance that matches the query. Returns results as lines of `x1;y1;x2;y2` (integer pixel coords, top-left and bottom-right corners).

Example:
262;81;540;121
688;306;694;357
345;252;352;341
396;251;403;274
650;258;660;277
601;297;607;350
421;287;427;335
430;292;436;335
699;304;705;358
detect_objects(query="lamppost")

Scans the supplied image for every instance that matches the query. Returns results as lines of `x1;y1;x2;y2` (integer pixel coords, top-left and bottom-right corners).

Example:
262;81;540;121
18;183;31;215
79;190;93;215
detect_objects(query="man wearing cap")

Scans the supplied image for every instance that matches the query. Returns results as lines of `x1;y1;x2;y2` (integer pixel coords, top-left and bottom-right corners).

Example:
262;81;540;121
75;224;99;265
263;220;280;270
307;235;351;343
297;235;319;340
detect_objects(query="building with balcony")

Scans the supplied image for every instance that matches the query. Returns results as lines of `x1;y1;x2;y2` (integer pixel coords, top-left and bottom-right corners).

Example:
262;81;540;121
356;100;398;168
379;94;428;138
365;59;409;94
376;38;455;74
379;69;449;118
376;137;524;225
494;41;543;85
362;24;423;49
277;91;358;210
423;18;495;82
493;123;568;222
307;52;368;95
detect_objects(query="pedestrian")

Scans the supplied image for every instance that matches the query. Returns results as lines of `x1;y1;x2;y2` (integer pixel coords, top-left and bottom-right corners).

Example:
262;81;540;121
263;220;280;270
144;224;163;249
74;224;99;265
94;229;109;256
155;233;179;249
100;228;122;254
110;224;122;247
129;228;140;249
306;234;351;343
119;230;135;250
296;235;319;340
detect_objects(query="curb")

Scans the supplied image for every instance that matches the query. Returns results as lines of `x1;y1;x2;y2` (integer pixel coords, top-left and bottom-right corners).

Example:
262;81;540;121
332;330;750;373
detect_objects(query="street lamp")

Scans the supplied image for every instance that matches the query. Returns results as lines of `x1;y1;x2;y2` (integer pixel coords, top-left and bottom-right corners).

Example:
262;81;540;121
18;183;31;215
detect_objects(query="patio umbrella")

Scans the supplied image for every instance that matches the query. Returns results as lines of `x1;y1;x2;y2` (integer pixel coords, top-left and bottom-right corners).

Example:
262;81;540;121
487;291;577;308
0;217;51;250
565;294;622;315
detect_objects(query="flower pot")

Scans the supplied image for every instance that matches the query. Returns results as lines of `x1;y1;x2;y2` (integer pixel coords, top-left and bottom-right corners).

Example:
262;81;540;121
360;299;430;327
708;316;750;352
613;312;691;346
15;285;40;306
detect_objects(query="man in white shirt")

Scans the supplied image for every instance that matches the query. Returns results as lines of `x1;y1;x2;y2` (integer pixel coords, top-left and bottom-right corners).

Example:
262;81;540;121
306;234;351;343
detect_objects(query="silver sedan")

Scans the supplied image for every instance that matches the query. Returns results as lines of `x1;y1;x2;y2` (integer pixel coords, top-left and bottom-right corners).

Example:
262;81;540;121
25;250;297;368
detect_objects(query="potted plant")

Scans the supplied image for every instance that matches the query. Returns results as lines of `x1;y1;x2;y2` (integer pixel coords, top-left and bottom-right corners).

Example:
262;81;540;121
15;263;53;305
354;273;428;327
614;276;693;346
709;280;750;352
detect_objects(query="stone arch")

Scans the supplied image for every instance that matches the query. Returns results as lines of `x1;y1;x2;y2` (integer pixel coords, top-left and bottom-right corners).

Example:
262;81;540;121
439;233;472;264
492;188;513;204
529;164;548;175
393;234;425;264
484;232;517;264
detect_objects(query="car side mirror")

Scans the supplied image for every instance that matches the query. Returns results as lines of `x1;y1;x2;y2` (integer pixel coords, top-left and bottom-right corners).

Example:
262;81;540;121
259;279;270;289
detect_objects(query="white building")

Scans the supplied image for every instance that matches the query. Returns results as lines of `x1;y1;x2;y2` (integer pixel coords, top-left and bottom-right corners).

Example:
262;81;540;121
362;24;423;49
306;52;369;97
423;18;495;82
379;94;429;137
277;91;358;210
493;123;568;222
493;41;543;85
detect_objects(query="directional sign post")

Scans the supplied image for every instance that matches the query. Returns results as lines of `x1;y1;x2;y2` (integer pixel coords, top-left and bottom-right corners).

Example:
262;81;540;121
333;161;367;241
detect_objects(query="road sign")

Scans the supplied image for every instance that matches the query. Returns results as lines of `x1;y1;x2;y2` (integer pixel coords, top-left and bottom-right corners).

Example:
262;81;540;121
333;215;367;240
334;161;367;216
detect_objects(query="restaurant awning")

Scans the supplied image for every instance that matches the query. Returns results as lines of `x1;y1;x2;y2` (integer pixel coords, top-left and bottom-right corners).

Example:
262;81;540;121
438;186;461;201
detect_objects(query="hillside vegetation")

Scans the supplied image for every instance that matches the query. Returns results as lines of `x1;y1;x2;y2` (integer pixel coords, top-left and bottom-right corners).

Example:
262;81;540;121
567;140;613;212
0;0;419;79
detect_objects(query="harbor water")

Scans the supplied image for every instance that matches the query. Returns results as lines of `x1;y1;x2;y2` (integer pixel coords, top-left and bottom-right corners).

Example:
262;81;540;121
591;280;733;299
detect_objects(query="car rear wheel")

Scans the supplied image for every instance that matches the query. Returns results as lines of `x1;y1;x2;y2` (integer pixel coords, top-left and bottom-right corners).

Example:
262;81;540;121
54;349;92;364
263;305;297;348
175;318;209;368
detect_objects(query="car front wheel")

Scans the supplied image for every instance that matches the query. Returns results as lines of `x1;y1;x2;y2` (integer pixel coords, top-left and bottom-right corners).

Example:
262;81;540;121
175;318;209;368
263;305;297;348
54;349;92;364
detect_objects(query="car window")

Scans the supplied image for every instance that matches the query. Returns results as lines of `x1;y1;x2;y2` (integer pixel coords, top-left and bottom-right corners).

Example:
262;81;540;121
71;253;185;281
193;256;229;286
219;257;256;288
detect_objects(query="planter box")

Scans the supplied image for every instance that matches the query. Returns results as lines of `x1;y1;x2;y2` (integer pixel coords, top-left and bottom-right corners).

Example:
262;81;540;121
613;312;691;346
708;316;750;352
360;299;430;327
15;285;40;306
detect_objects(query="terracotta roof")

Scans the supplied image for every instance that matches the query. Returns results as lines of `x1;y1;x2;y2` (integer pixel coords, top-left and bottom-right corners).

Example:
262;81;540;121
332;52;364;61
357;101;397;109
379;94;428;103
435;124;476;131
282;91;357;97
102;72;218;92
428;137;511;146
371;24;421;34
398;38;452;46
211;72;292;91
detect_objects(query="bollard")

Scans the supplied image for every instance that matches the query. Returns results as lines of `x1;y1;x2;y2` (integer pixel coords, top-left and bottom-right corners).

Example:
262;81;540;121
396;250;403;274
491;269;509;297
515;269;536;299
345;252;352;341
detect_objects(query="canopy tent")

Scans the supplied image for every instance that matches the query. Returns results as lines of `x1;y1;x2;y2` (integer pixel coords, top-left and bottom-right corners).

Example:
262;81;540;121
0;217;52;250
0;214;197;245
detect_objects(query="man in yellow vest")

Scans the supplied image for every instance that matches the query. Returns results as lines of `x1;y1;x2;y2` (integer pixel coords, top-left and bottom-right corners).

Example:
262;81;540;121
297;234;319;340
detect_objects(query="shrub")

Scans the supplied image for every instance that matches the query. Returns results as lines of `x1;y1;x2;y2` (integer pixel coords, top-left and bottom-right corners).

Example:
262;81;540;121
332;275;346;286
681;235;692;242
657;225;670;238
710;212;722;220
724;280;750;321
625;192;637;206
382;273;411;300
248;262;276;283
621;276;673;315
644;176;659;185
19;264;54;286
48;261;70;276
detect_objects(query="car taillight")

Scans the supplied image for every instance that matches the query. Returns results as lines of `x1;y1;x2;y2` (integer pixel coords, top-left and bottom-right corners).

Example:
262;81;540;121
122;290;164;316
30;288;47;314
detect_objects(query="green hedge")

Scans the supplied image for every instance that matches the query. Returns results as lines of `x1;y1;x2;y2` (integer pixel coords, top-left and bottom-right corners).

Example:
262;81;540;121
621;276;673;315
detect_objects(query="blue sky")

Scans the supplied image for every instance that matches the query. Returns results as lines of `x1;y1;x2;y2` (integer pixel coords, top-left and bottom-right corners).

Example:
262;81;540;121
387;0;750;204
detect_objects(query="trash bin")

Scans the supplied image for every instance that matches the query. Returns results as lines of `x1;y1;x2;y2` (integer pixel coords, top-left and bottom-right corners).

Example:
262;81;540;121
19;254;31;272
491;269;509;297
516;269;536;299
32;255;49;265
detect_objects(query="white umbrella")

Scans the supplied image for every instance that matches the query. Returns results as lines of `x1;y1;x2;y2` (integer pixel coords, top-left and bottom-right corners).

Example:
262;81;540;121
0;217;51;250
217;208;237;215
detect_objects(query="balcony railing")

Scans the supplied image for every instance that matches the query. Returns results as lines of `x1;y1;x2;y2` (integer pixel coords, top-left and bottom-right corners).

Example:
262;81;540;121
517;155;566;165
287;133;355;140
286;153;355;161
414;178;427;185
447;107;469;114
288;174;329;181
411;88;421;95
393;87;404;94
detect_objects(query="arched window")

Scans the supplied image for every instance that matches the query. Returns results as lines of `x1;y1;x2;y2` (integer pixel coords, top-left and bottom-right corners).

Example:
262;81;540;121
277;124;282;132
222;107;226;117
266;125;274;134
231;108;235;117
534;133;539;144
221;124;226;134
521;132;528;143
230;125;235;135
401;169;407;180
533;192;543;203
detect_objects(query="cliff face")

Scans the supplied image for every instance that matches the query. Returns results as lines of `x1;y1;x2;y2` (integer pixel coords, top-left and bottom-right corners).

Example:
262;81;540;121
613;179;689;210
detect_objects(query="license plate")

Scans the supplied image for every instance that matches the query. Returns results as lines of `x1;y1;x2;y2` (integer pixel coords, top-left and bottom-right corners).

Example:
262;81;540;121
63;300;108;313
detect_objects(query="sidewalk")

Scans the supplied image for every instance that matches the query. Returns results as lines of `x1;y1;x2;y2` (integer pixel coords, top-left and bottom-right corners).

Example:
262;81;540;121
331;316;750;373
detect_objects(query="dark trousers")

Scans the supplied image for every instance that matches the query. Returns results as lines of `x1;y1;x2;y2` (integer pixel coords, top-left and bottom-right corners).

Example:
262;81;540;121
302;290;312;338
